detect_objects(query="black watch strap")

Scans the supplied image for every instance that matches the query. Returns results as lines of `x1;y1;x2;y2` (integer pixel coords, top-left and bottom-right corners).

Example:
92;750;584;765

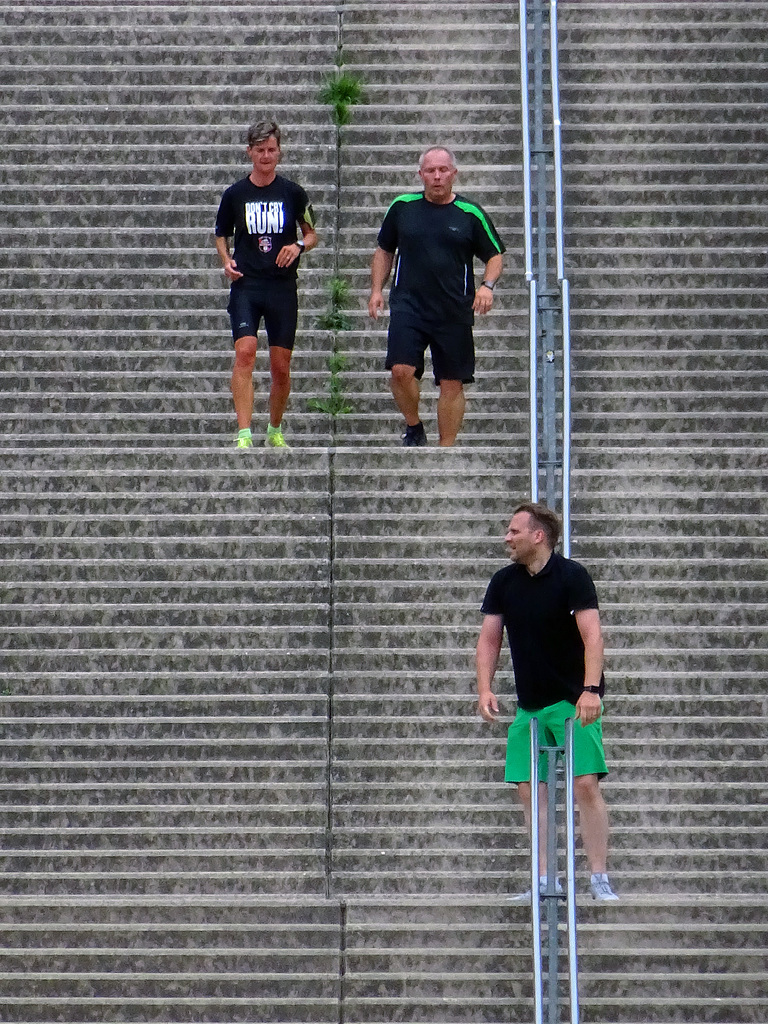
583;685;601;694
295;239;305;251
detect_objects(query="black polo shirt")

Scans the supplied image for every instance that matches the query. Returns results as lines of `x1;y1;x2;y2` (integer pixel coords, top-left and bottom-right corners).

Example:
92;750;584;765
480;552;604;711
376;192;505;325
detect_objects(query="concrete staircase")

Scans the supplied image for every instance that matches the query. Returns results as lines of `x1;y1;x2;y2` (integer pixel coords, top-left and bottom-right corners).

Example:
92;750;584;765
0;1;766;1022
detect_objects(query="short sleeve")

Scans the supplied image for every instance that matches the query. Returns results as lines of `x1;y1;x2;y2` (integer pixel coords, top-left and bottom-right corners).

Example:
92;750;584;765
480;569;506;616
293;182;315;227
214;188;235;238
471;204;505;262
567;562;599;613
377;203;400;254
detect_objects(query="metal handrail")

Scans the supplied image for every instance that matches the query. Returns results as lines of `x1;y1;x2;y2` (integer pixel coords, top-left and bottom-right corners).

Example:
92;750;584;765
529;717;544;1024
520;0;538;499
519;0;572;546
561;278;572;557
528;279;539;500
528;717;580;1024
549;0;566;283
564;717;580;1023
519;0;534;282
549;0;573;553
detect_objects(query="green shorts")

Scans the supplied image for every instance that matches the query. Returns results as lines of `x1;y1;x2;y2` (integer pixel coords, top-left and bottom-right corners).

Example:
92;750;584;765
505;700;609;783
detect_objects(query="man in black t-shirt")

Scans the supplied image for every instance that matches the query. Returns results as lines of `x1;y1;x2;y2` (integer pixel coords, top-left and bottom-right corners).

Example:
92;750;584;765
368;147;505;447
476;502;619;901
215;120;317;449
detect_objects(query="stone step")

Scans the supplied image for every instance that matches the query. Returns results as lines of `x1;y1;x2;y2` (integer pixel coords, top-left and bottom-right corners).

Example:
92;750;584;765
0;896;341;1020
0;670;329;696
0;353;528;381
0;182;337;208
4;686;758;714
0;65;332;89
0;2;339;26
0;369;527;401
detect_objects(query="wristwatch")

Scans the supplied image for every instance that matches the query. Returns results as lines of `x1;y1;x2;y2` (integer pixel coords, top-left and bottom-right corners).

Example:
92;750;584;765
295;239;305;252
583;685;601;694
480;279;495;290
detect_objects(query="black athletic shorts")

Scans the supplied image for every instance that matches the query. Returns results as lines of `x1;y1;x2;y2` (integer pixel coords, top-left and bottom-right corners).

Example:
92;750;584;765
227;279;298;350
385;312;475;384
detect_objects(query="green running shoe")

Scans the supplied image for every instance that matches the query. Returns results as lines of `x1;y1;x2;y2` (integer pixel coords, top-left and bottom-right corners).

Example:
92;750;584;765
236;429;253;449
265;427;290;448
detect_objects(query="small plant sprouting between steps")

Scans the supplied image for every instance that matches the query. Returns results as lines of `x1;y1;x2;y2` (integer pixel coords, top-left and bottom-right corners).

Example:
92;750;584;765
309;350;353;416
316;275;353;332
319;71;364;126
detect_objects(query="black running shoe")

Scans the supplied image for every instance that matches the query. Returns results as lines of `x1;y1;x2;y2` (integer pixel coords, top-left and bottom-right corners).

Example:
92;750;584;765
402;422;427;447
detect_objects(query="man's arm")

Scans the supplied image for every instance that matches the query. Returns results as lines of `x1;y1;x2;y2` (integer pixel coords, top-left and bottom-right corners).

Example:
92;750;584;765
476;613;505;722
473;252;504;315
276;220;318;269
215;235;242;282
574;607;604;725
299;221;318;252
368;246;395;319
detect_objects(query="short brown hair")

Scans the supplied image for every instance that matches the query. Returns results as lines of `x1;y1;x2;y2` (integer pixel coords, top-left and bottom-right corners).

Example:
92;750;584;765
513;502;561;548
247;119;281;147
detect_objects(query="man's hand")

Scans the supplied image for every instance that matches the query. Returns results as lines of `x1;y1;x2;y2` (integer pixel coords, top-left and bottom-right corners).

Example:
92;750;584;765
473;284;494;315
477;691;499;723
275;243;303;268
575;689;602;727
368;290;385;319
222;257;243;282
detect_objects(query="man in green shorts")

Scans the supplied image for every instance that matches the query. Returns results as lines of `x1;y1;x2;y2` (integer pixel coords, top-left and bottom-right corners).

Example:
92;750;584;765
476;502;619;901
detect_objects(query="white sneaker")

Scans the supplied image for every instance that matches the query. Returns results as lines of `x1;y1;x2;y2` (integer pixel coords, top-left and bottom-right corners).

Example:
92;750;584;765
507;877;563;903
590;873;619;901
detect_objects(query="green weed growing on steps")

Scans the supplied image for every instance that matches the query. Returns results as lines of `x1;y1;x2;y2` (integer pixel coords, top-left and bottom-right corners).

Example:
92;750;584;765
316;275;353;331
311;276;354;416
318;71;364;126
309;351;353;416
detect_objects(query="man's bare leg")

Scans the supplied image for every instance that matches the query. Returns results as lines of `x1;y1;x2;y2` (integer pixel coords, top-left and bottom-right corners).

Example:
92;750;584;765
437;379;465;446
231;335;258;429
268;345;293;429
389;363;421;427
573;774;610;875
517;781;549;876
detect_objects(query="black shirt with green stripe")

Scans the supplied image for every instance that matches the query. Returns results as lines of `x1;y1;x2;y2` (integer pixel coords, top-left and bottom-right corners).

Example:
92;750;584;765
377;192;506;325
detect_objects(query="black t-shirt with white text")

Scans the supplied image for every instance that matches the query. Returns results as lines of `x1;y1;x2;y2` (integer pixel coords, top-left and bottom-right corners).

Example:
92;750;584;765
377;192;505;325
214;174;314;281
480;552;604;711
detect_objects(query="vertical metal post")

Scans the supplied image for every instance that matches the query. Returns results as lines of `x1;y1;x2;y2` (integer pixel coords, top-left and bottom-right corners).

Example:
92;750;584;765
528;717;581;1024
519;0;533;284
549;0;566;284
519;0;572;553
520;0;539;500
545;747;559;1024
564;719;580;1024
549;0;572;554
529;718;543;1024
529;279;539;500
561;278;572;558
531;0;558;510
